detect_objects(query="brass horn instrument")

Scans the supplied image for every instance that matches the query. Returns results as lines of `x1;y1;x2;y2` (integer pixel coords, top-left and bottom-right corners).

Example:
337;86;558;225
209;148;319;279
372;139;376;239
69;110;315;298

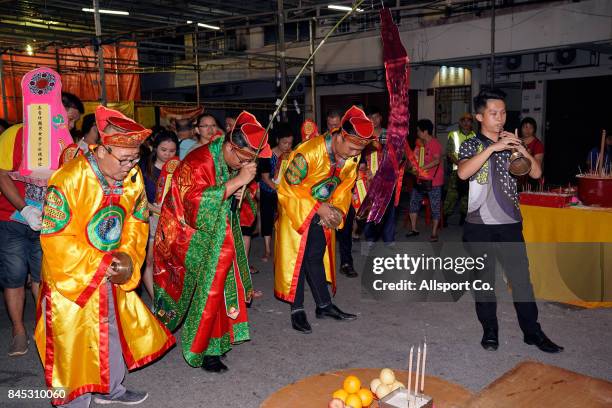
501;128;532;176
509;148;531;176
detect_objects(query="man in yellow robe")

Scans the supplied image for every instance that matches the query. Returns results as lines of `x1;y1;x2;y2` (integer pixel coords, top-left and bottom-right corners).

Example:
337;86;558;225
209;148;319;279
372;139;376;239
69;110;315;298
35;106;175;407
274;106;375;333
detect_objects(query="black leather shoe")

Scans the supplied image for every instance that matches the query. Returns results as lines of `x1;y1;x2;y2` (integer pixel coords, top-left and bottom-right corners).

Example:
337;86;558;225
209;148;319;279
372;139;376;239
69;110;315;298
340;264;358;278
315;304;357;321
524;330;564;353
202;355;228;372
481;327;499;351
291;310;312;333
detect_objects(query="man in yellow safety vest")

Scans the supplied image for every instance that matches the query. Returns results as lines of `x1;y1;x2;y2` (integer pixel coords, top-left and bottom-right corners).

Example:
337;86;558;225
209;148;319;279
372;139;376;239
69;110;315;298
443;112;475;224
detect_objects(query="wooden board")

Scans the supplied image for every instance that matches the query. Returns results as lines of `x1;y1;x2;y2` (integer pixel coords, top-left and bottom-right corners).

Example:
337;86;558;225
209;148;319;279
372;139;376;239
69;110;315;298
261;367;473;408
465;360;612;408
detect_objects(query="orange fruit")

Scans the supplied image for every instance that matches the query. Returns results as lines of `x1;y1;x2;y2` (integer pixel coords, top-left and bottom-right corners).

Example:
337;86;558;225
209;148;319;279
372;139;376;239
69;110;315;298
357;388;374;407
345;393;363;408
332;389;348;403
343;375;362;394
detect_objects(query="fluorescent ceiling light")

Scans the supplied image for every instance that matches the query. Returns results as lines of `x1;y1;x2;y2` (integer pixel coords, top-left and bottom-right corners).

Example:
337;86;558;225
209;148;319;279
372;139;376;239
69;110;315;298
29;18;60;25
82;8;130;16
198;23;221;30
187;21;220;30
328;4;363;12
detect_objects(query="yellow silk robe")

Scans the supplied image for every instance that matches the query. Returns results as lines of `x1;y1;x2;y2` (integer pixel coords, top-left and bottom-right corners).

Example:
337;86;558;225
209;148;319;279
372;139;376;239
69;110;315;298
274;134;358;302
35;151;175;404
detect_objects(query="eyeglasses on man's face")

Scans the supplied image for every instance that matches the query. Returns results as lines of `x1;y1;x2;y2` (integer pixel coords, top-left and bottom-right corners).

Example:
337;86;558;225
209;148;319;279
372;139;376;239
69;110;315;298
103;145;140;168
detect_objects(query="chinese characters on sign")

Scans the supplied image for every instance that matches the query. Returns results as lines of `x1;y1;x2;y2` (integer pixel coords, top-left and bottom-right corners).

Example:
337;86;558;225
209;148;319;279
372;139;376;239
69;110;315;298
28;104;51;170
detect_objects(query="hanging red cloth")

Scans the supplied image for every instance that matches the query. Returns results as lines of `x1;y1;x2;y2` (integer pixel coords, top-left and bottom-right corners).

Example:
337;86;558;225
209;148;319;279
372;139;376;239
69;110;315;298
357;8;427;223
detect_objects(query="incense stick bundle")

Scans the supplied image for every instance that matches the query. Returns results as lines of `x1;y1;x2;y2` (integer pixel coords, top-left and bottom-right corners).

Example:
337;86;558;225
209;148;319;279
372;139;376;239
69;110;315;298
405;342;429;408
597;129;606;176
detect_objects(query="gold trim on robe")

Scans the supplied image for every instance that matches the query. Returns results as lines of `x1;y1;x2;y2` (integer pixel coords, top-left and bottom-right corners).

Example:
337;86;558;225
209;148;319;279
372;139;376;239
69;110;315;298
274;135;358;302
35;153;175;405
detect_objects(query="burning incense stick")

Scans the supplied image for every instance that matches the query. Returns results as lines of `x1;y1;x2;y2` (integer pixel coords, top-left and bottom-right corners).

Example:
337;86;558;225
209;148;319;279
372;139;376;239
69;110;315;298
407;346;413;398
415;346;421;397
421;341;427;392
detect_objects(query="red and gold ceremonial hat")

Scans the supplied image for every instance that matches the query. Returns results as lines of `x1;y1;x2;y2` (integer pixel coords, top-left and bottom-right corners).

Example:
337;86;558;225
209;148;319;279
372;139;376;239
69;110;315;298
230;111;272;159
301;118;319;141
338;105;375;146
95;105;152;148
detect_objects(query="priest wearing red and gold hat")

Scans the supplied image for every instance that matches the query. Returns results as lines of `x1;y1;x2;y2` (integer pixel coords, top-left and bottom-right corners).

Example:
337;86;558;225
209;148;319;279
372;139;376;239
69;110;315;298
154;111;270;372
274;105;375;333
35;106;175;407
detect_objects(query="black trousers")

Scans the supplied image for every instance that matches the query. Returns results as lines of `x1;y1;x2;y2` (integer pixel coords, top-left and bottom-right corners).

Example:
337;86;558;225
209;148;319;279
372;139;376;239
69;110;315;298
336;206;355;267
292;217;332;310
463;222;540;336
260;189;277;237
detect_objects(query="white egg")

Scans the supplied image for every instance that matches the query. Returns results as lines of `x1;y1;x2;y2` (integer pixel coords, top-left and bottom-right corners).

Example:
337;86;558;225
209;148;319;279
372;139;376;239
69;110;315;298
376;383;392;399
379;368;396;385
370;378;382;393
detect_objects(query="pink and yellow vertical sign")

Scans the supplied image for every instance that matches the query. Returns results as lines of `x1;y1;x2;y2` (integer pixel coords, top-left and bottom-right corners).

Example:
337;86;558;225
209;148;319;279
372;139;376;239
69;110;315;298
20;67;73;180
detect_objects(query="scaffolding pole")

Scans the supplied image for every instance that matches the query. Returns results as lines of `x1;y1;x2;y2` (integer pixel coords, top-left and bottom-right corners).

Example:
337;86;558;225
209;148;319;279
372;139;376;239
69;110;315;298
277;0;287;121
490;0;496;87
194;25;201;106
9;53;18;117
0;58;8;119
309;18;317;119
93;0;107;106
55;48;61;73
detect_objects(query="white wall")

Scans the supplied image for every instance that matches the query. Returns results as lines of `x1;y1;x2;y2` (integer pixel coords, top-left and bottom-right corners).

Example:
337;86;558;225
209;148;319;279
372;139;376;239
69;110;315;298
163;0;611;139
279;0;612;73
412;67;437;124
175;0;610;87
473;56;612;144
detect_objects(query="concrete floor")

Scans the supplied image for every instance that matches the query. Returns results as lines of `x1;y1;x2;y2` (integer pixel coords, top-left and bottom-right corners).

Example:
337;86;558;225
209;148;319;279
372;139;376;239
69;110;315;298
1;210;611;407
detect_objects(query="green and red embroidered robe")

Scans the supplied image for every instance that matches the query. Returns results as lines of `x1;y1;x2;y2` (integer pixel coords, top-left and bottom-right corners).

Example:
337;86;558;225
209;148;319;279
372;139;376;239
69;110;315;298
153;138;253;367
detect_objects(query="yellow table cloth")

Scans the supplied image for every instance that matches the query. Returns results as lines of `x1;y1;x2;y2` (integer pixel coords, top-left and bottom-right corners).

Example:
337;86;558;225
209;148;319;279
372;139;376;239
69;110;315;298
521;205;612;308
